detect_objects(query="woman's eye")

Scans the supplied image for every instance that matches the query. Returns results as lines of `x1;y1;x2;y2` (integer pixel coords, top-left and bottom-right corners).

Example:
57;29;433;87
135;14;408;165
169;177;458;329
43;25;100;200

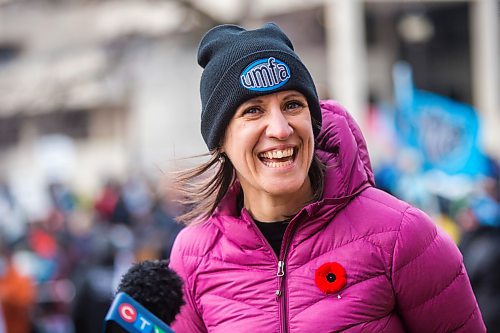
242;107;261;115
284;100;304;110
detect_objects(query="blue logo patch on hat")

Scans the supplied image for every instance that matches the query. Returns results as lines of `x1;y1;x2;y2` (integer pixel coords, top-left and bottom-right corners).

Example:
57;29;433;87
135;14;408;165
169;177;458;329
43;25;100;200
240;57;290;92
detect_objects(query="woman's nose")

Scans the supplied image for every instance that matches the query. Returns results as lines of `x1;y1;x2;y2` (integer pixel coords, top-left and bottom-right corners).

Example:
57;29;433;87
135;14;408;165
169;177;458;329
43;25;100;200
265;107;293;140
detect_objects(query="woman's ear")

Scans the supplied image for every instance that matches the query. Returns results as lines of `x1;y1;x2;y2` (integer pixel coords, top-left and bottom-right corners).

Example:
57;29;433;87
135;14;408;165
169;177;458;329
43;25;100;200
217;141;225;154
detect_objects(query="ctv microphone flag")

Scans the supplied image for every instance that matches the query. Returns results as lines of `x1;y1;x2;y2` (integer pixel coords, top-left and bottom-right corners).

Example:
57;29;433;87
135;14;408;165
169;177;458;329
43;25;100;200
103;292;174;333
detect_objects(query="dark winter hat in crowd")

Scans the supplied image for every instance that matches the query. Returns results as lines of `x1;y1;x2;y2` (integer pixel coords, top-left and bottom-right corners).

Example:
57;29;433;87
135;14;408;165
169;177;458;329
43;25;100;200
198;22;322;150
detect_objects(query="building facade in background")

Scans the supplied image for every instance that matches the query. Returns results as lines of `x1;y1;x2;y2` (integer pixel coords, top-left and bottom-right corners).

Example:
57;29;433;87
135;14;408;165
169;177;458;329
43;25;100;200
0;0;498;219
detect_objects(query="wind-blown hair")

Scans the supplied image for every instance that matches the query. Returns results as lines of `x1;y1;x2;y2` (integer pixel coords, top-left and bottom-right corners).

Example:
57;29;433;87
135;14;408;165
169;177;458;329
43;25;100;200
173;150;324;225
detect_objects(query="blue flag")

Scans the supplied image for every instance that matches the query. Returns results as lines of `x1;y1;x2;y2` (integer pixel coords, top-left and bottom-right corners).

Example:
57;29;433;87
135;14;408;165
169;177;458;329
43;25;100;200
393;62;487;176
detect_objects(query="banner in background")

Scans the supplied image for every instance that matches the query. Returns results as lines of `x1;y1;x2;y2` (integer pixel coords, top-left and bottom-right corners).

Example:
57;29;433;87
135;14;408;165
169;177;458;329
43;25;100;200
393;62;487;176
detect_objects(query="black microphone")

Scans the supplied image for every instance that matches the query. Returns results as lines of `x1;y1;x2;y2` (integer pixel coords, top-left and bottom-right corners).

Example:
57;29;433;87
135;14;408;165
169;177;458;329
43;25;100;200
103;259;185;333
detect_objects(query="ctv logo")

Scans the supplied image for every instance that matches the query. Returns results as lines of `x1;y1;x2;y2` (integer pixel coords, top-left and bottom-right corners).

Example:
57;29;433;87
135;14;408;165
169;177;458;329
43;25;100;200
118;303;166;333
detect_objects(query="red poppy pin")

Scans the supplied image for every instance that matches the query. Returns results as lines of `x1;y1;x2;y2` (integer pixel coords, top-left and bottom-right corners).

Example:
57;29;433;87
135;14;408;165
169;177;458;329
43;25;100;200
315;262;347;294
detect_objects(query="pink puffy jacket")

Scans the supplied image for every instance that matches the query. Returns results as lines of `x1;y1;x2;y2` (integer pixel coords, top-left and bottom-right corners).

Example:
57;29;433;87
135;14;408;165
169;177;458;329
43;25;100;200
169;100;485;332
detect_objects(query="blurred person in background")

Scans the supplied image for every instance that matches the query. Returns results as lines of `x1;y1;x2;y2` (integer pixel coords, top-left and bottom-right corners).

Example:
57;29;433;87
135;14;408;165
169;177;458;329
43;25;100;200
0;239;37;333
169;23;485;332
0;181;27;246
93;179;133;226
149;181;184;260
94;179;121;224
458;157;500;332
33;279;75;333
71;233;116;333
121;175;153;224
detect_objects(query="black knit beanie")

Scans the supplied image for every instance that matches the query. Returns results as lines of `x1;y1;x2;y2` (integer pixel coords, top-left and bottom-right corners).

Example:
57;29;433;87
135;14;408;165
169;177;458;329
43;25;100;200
198;22;322;150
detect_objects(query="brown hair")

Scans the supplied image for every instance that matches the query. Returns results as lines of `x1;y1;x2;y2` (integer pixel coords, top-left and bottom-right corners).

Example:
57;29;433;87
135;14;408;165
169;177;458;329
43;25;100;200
172;151;325;225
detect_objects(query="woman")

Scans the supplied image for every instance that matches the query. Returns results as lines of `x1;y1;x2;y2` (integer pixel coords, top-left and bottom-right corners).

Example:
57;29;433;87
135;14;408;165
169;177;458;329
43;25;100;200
169;23;485;332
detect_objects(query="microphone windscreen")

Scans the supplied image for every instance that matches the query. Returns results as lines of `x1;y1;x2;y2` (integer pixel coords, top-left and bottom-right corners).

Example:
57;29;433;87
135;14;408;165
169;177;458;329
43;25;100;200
116;259;185;325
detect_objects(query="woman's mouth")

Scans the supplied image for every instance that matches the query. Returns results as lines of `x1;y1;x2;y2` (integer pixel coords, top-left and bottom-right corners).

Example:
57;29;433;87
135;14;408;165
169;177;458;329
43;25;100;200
258;147;296;168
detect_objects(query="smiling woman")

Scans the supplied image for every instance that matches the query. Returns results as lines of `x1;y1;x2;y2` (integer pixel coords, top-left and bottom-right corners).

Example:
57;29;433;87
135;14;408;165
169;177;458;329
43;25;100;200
168;23;486;332
221;90;316;222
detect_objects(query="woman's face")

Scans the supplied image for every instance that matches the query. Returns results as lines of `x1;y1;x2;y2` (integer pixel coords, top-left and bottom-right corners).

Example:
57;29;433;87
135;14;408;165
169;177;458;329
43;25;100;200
222;90;314;200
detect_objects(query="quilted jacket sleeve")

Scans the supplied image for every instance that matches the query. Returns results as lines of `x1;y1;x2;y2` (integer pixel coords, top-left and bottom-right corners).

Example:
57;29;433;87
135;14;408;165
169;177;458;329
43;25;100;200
392;207;486;332
169;230;207;333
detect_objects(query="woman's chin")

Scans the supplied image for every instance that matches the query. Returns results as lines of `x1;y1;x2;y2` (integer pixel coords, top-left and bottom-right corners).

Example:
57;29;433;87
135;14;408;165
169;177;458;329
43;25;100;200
261;179;309;197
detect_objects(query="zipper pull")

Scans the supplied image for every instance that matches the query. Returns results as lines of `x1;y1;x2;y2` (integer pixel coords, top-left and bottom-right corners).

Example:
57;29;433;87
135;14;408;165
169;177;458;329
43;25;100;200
277;260;285;277
275;260;285;301
276;260;285;299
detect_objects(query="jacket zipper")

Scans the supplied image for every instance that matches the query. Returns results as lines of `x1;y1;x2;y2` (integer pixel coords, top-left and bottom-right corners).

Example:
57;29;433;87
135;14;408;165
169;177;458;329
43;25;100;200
244;208;306;333
276;211;304;333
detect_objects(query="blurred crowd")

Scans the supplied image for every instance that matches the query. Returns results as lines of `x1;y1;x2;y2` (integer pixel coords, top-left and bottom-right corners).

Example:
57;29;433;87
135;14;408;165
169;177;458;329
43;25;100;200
0;175;183;333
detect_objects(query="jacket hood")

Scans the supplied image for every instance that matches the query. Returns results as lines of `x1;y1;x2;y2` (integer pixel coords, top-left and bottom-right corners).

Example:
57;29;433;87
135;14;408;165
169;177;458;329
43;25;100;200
215;99;375;218
316;100;374;199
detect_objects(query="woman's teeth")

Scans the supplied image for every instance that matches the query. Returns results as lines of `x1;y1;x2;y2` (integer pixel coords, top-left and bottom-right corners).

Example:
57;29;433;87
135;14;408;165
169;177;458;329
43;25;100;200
258;148;293;159
262;160;293;168
258;148;295;168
